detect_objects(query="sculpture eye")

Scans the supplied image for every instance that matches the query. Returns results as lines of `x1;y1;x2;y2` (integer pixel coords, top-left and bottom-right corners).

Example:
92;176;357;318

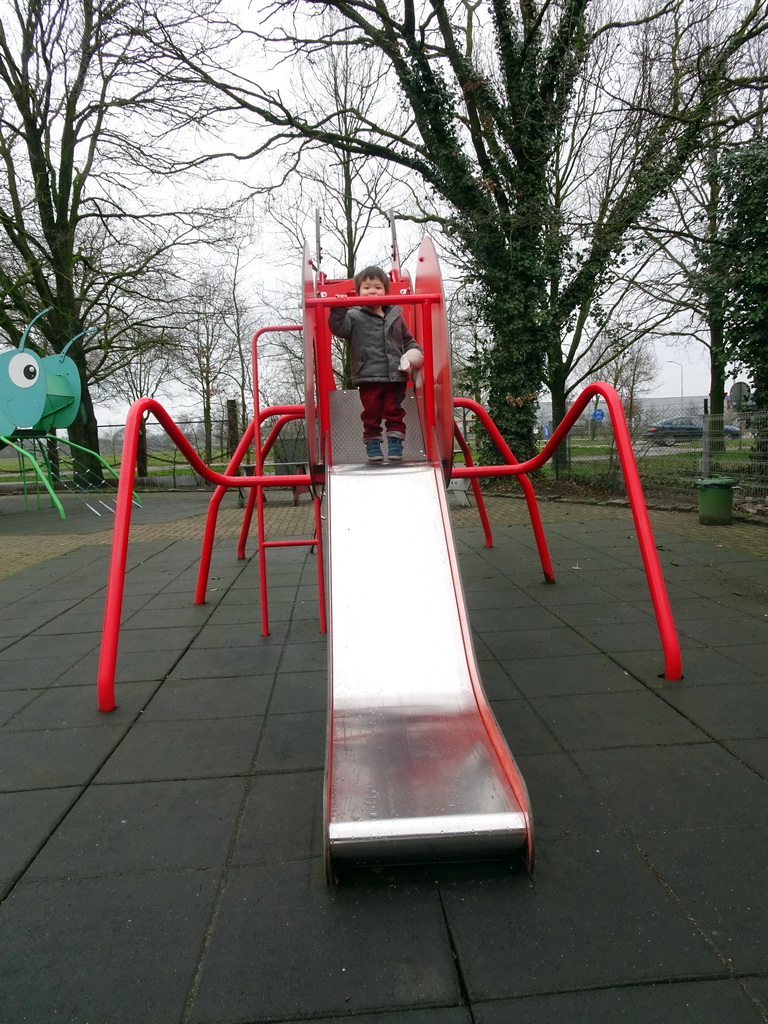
8;353;39;388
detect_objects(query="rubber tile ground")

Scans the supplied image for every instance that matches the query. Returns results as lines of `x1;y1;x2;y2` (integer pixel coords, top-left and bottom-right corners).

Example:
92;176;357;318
0;488;767;1023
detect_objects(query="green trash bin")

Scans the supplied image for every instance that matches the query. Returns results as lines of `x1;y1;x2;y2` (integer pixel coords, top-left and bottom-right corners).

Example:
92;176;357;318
695;476;738;525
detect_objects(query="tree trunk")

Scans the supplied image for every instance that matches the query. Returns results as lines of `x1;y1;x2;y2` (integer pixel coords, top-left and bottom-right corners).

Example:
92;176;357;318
227;399;239;458
203;397;213;466
548;371;571;477
66;377;104;489
136;416;149;479
46;432;61;489
708;313;726;455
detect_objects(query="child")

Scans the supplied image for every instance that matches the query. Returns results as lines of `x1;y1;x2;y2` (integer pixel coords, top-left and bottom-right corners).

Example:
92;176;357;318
328;265;423;462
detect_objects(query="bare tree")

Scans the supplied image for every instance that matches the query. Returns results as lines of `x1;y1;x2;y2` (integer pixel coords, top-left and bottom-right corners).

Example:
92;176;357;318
156;0;768;461
170;272;239;464
95;330;178;475
0;0;235;481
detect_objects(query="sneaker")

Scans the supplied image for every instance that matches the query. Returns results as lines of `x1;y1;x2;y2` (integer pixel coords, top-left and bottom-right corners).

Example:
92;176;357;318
365;438;383;462
387;437;404;461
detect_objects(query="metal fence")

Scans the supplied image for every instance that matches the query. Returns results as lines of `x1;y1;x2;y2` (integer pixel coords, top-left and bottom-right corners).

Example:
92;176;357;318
2;407;767;508
536;403;768;506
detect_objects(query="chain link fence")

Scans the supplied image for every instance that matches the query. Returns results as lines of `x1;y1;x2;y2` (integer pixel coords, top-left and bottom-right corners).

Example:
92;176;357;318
534;402;768;508
2;406;767;511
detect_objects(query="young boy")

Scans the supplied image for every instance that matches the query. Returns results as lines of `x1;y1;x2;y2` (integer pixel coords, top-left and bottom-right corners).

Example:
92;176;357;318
328;265;423;462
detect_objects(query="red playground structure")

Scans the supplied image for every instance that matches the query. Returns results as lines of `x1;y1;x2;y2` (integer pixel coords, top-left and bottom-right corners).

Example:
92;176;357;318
96;223;681;875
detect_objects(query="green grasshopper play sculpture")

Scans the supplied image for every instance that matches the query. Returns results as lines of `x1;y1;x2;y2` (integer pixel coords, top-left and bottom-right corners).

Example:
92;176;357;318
0;309;122;517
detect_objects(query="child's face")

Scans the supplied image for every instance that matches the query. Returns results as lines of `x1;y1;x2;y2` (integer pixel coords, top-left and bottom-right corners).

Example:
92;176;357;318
357;277;387;299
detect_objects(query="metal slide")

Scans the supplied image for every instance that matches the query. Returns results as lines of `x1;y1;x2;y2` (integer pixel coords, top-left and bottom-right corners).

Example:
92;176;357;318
325;457;533;869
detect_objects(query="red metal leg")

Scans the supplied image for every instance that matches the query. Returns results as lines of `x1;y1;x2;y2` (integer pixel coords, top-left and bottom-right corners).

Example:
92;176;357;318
313;495;327;634
451;390;681;680
237;486;258;560
453;401;556;583
452;421;493;548
195;421;256;604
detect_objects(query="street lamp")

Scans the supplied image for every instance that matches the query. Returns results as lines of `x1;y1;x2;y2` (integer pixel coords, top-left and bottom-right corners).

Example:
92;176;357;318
668;360;684;413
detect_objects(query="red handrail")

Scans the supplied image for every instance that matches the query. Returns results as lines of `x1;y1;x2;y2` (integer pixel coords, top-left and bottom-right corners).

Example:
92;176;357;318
97;398;315;712
453;400;556;583
454;386;681;680
452;421;493;548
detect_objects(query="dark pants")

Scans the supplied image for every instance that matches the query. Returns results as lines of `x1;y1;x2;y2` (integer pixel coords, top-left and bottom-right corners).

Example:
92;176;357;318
358;382;407;440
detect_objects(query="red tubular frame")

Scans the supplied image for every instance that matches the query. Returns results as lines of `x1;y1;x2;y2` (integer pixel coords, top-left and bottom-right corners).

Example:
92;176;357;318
453;388;682;681
452;421;493;547
236;411;305;559
97;398;317;712
453;401;556;582
247;325;326;640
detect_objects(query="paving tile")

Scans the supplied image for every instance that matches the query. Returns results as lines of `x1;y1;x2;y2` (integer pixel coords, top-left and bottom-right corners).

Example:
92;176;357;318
551;601;655;626
574;743;768;832
2;681;157;731
727;643;768;675
480;626;598;661
189;621;275;649
0;787;80;893
116;625;199;652
0;651;84;692
575;621;704;654
95;717;263;783
141;589;224;610
489;699;560;755
269;670;328;714
641;827;768;973
465;587;540;611
34;610;119;635
170;643;283;679
0;727;128;791
679;617;768;647
212;586;264;607
473;979;768;1023
660;682;768;740
0;689;35;725
26;777;246;879
256;710;326;771
475;659;523;701
56;646;183;686
530;690;706;750
280;1011;472;1024
139;675;274;722
503;653;644;698
617;647;765;688
463;573;524;593
188;860;458;1022
232;770;324;865
279;639;329;672
515;752;621;838
470;605;566;633
440;834;723;1001
670;596;762;621
722;737;768;778
287;598;321;621
0;871;219;1024
206;600;281;625
743;977;768;1014
2;631;100;661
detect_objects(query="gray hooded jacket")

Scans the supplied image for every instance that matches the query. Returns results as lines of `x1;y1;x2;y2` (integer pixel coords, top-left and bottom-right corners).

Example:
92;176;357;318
328;304;423;386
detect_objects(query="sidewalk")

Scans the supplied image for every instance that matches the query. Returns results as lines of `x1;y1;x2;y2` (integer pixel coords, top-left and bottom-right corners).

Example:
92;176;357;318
1;487;767;1023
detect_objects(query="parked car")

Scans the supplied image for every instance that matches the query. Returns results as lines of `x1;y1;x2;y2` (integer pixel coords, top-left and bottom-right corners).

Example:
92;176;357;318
643;417;741;445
